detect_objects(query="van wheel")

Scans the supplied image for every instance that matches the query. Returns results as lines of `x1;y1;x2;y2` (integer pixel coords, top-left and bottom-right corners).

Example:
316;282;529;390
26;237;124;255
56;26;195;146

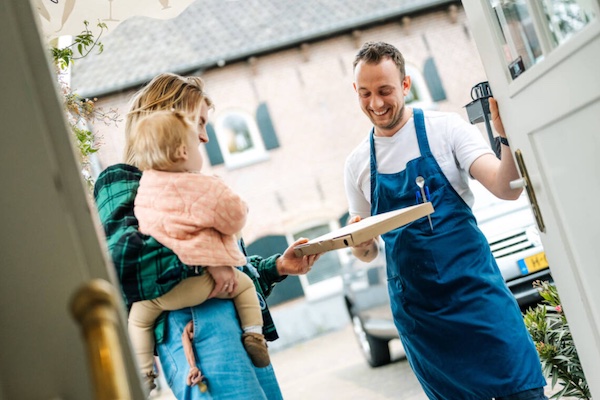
351;314;391;367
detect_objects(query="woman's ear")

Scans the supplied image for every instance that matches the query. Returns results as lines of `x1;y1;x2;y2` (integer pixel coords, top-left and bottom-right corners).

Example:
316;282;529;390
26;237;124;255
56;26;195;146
175;144;188;160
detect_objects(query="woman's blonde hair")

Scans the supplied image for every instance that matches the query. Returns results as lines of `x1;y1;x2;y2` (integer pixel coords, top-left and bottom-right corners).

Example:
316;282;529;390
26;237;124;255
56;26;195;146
124;73;213;166
129;110;195;171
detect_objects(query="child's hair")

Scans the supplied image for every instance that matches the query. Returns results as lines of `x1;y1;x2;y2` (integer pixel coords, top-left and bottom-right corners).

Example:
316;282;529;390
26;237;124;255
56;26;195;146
129;110;196;171
124;73;213;166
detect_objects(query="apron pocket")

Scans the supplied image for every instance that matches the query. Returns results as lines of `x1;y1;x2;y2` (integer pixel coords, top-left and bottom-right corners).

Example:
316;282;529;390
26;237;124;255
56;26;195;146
399;248;455;311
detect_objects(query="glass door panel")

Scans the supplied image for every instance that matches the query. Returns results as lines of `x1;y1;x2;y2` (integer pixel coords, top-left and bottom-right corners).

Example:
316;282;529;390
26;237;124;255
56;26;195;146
540;0;596;46
488;0;597;80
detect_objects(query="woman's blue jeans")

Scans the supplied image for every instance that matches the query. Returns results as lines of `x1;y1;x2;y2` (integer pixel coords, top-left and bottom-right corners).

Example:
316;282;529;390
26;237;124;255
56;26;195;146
156;299;283;400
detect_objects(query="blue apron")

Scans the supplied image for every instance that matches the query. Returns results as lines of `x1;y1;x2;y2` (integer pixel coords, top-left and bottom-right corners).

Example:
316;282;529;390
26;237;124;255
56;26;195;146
369;109;545;399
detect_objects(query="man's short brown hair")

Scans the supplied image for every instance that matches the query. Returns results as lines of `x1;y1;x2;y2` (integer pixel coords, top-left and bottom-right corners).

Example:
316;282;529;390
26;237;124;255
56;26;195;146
353;41;406;79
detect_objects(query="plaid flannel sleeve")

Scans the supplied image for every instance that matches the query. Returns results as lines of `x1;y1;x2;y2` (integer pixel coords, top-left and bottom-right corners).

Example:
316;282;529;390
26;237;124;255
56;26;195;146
94;164;185;307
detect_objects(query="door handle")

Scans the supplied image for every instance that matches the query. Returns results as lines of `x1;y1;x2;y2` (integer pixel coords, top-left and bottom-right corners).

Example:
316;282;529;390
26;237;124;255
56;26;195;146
511;149;546;233
71;279;136;400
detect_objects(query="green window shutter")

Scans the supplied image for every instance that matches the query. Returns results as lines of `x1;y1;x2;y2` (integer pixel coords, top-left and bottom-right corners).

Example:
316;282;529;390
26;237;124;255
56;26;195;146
423;57;447;102
205;122;224;166
256;103;280;150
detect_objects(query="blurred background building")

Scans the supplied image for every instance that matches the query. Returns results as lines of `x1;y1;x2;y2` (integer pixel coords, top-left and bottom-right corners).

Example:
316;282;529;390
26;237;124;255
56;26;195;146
72;0;487;348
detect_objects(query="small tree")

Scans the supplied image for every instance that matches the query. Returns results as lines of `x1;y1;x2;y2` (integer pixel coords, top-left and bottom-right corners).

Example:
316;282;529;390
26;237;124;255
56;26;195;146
523;280;590;399
50;21;120;189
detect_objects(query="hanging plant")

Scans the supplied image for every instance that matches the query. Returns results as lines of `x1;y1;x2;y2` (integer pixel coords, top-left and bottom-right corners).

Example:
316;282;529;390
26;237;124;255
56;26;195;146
50;20;120;189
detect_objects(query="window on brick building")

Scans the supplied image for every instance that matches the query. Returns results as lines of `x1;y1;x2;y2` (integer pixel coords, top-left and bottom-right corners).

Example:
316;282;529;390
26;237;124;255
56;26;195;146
204;102;280;168
405;63;443;108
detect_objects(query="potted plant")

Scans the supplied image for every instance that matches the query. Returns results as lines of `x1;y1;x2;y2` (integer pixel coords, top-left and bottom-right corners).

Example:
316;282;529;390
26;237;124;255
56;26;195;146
523;280;591;399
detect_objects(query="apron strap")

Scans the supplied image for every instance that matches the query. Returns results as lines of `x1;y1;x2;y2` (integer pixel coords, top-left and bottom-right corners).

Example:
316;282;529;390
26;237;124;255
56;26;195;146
370;109;430;214
369;127;377;206
413;108;432;157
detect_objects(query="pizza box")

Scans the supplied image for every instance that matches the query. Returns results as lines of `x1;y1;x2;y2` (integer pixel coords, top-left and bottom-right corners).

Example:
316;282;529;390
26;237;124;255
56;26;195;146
293;202;434;257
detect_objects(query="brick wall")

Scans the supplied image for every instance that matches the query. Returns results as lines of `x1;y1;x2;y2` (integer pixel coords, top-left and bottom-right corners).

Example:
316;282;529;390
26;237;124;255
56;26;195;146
92;5;487;246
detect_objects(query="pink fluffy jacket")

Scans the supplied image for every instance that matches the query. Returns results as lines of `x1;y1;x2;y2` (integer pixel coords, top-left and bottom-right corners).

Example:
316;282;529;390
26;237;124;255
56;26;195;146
134;169;248;266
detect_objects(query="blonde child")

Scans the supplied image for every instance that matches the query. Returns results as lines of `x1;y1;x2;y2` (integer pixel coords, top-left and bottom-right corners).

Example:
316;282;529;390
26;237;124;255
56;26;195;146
128;110;269;388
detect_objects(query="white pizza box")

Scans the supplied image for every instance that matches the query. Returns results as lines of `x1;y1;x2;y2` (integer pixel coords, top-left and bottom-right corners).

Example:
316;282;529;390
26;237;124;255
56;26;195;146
293;202;434;257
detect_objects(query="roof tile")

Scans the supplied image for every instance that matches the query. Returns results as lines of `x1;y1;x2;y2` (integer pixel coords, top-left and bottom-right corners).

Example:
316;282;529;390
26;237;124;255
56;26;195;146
72;0;453;97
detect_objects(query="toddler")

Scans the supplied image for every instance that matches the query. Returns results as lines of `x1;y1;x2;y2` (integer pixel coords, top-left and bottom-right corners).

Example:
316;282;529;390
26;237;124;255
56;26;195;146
129;110;269;389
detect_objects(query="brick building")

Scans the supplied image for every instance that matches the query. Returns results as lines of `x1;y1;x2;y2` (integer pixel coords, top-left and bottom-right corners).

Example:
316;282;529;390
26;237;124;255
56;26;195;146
73;0;487;315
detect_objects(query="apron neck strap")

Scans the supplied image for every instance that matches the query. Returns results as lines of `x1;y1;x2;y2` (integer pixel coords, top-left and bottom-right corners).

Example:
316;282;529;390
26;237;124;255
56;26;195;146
369;109;430;202
369;127;377;199
413;108;432;156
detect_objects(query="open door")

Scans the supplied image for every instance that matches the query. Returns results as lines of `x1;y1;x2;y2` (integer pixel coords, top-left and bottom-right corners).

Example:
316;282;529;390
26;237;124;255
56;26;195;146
463;0;600;396
0;0;145;398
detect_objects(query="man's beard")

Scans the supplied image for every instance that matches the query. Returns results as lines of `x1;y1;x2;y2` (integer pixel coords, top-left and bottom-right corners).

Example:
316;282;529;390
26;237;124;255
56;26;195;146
376;105;405;132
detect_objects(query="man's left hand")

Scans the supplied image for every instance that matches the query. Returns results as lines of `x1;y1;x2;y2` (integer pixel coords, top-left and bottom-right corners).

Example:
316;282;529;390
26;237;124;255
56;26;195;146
489;98;506;137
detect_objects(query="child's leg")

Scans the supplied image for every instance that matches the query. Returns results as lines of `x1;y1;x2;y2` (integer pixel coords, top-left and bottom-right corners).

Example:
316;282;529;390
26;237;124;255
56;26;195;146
128;276;213;381
229;269;263;329
128;300;165;383
151;275;213;310
228;269;270;367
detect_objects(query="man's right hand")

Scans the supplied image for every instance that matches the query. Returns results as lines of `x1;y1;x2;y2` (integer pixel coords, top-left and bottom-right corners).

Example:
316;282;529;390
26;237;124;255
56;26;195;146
348;215;379;262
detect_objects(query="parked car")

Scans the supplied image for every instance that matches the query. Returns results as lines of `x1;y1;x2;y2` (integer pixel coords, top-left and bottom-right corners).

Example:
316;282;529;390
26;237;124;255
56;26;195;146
342;180;553;367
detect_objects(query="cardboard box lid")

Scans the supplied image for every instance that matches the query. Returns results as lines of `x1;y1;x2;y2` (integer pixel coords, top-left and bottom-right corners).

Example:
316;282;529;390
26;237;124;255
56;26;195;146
293;202;434;257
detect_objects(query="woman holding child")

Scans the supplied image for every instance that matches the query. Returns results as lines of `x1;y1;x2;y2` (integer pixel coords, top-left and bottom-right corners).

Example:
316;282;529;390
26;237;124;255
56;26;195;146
93;73;319;399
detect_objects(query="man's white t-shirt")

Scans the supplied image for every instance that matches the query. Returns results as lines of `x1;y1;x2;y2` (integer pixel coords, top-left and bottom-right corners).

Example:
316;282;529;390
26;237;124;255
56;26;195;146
344;109;494;219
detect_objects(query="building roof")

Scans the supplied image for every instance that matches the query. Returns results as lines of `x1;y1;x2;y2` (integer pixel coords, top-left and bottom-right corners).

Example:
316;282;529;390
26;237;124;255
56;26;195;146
71;0;455;98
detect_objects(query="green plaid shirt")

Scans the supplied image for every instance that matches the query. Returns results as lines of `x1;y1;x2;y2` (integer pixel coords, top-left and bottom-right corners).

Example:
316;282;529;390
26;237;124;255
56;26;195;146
93;164;285;342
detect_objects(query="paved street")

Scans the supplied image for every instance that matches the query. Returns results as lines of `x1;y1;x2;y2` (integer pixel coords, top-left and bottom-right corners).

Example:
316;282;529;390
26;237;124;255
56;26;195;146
152;323;562;400
152;323;426;399
270;324;425;400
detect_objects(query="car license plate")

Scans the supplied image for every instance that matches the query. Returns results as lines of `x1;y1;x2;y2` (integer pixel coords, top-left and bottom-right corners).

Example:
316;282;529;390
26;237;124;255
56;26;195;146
518;252;549;275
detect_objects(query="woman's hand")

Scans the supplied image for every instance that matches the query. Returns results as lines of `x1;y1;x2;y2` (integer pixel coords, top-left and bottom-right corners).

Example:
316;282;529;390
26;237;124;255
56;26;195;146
206;266;238;298
276;238;321;276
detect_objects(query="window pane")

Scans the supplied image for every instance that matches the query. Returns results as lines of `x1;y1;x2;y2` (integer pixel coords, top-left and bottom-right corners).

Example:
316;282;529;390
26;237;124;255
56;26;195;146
222;114;254;154
491;0;543;74
489;0;597;80
541;0;596;46
215;110;268;169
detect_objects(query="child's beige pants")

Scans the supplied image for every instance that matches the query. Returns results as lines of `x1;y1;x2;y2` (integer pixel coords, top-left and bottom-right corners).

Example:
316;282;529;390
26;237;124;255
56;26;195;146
128;268;262;374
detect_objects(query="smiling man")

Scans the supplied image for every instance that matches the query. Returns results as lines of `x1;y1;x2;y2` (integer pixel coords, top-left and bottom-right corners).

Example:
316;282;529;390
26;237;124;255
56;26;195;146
343;41;547;400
